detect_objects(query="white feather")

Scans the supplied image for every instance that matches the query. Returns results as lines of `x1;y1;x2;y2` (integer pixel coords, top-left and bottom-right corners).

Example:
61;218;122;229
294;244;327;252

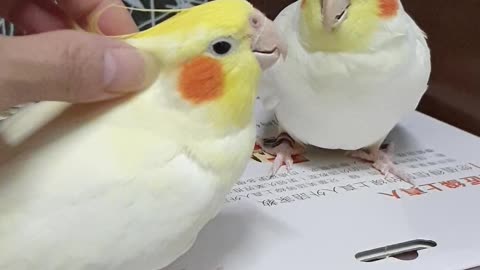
0;81;255;270
260;1;431;150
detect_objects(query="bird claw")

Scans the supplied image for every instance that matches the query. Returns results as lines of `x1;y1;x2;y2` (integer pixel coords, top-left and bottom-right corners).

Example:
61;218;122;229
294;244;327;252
348;143;415;186
347;149;378;161
258;132;303;177
269;153;294;177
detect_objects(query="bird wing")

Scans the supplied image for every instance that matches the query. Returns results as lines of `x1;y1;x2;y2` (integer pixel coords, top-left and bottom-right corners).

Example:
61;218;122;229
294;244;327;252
0;100;224;270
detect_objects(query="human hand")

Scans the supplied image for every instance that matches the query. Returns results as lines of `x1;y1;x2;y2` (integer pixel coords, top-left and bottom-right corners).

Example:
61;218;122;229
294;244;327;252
0;0;149;111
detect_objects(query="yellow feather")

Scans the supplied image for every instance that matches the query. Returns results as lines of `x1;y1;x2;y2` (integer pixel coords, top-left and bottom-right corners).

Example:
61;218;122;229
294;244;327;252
116;0;260;132
125;0;253;39
300;0;381;52
121;0;254;63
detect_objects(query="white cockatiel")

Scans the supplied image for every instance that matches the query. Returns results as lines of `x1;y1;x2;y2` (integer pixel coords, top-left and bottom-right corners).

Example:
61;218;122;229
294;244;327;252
258;0;431;178
0;0;286;269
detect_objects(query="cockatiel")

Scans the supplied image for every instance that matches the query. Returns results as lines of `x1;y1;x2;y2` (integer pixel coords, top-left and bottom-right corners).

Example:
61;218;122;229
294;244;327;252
0;0;286;269
258;0;431;178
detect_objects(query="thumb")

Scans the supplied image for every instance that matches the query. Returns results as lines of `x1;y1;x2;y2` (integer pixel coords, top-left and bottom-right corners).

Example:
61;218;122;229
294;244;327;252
0;30;150;110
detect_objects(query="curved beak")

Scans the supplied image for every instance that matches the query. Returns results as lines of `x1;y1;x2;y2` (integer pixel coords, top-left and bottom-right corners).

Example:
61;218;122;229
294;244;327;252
322;0;351;32
249;9;288;70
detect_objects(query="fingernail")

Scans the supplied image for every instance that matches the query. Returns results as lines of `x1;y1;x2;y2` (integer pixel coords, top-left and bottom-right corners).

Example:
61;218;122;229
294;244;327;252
104;48;146;94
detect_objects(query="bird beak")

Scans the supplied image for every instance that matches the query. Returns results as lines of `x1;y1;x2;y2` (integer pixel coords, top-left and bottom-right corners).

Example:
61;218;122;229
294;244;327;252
321;0;351;32
249;9;288;70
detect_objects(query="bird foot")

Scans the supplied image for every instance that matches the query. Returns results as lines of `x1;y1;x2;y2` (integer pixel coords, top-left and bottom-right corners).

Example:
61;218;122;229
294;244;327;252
270;150;294;177
348;144;414;185
258;133;304;177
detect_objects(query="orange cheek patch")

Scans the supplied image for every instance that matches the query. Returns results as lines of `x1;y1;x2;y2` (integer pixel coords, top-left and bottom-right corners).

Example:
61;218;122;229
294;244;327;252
300;0;306;9
379;0;399;18
178;56;224;104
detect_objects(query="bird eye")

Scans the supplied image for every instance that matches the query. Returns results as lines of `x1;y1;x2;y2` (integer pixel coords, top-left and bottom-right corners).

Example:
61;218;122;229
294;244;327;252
208;38;236;57
213;41;231;54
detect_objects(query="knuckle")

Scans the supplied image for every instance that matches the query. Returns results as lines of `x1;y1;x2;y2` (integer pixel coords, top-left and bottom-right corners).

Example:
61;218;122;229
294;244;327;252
58;33;103;101
61;41;87;99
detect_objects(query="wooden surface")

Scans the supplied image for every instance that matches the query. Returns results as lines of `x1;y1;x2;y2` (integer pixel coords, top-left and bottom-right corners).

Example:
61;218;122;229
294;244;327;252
403;0;480;136
249;0;480;136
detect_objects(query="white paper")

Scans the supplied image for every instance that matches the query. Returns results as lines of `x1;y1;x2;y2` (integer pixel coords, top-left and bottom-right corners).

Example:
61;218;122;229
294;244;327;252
163;97;480;270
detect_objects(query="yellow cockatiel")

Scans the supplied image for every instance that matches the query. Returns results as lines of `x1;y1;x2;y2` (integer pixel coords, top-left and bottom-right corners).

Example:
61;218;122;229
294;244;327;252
0;0;286;269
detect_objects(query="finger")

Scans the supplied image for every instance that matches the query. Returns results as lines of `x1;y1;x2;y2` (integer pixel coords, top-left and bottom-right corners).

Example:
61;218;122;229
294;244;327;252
1;0;70;34
57;0;138;35
0;30;151;110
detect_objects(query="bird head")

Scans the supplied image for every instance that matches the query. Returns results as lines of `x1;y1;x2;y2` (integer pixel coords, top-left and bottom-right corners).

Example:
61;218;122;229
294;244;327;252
299;0;400;52
122;0;287;133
